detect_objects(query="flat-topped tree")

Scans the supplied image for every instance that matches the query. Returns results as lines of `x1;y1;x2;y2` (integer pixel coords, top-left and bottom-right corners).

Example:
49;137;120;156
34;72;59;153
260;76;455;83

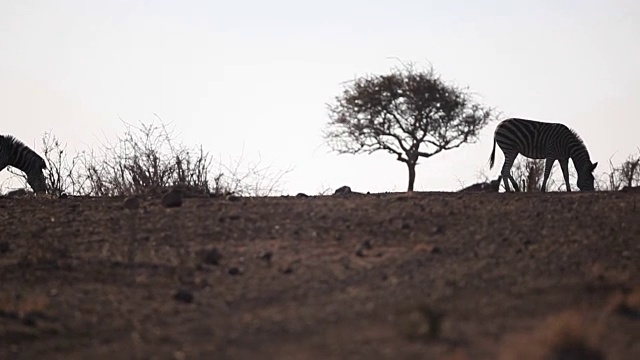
324;62;496;191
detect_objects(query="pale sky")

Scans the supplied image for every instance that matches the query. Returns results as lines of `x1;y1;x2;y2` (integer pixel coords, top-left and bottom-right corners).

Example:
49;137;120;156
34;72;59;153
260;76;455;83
1;0;638;194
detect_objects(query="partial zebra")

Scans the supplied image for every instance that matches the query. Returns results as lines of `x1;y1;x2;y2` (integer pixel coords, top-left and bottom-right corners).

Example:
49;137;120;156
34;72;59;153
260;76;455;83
489;118;597;192
0;135;47;193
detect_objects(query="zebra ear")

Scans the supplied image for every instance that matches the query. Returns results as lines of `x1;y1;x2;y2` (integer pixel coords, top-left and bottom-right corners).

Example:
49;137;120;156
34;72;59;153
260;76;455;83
591;162;598;171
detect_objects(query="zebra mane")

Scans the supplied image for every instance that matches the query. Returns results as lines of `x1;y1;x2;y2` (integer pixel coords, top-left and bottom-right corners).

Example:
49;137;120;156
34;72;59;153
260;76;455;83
0;134;46;168
567;127;589;152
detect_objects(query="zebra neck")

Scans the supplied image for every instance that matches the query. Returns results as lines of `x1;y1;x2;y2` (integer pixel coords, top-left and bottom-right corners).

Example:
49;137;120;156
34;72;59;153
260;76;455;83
570;150;592;173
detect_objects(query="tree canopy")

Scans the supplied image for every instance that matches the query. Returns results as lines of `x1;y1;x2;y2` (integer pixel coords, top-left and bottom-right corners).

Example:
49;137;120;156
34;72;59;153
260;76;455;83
324;63;497;191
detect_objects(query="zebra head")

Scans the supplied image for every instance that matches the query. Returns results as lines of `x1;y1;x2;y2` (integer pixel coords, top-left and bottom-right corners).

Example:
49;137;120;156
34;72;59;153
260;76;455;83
0;135;48;194
577;161;598;191
26;156;47;194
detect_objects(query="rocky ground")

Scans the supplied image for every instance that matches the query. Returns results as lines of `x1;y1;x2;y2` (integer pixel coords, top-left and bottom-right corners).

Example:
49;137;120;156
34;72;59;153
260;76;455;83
0;191;639;359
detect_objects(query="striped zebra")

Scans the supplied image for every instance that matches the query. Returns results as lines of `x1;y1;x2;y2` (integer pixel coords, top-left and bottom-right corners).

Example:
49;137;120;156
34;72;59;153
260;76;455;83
0;135;47;193
489;118;597;192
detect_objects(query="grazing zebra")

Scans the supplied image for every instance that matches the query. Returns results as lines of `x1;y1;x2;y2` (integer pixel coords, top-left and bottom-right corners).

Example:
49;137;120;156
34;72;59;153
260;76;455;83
489;118;597;192
0;135;47;193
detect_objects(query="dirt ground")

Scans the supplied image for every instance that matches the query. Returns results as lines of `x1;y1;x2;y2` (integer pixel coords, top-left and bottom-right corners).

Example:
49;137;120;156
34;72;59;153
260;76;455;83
0;191;639;360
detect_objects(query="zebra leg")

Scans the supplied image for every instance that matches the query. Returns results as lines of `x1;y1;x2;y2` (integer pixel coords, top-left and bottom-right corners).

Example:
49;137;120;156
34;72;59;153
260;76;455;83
500;152;518;192
559;158;571;192
541;158;555;192
501;176;511;192
508;175;521;192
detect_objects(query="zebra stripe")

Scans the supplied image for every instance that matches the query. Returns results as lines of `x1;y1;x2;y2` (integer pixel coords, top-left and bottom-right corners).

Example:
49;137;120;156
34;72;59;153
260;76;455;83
489;118;598;192
0;135;47;193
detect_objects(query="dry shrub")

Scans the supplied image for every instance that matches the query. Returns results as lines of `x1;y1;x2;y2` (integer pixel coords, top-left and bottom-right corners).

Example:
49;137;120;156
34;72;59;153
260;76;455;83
599;150;640;191
499;310;605;360
41;131;84;196
0;118;290;197
214;145;291;197
509;157;570;192
78;121;216;197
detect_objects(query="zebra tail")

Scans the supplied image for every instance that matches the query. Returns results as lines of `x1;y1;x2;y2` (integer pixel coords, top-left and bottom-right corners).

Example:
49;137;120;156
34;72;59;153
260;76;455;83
489;138;496;169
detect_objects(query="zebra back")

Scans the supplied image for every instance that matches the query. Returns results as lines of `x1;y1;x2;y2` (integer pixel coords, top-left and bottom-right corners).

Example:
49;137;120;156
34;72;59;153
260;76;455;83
0;135;46;170
494;118;592;165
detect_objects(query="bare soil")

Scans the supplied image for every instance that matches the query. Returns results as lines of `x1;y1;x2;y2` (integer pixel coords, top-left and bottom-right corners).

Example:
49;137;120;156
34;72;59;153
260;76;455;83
0;191;639;359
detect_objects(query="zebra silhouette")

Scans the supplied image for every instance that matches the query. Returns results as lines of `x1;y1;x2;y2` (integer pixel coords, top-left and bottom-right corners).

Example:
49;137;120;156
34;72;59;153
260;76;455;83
0;135;47;193
489;118;597;192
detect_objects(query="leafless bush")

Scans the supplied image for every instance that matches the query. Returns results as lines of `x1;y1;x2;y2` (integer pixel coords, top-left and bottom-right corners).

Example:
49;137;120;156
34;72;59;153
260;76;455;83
600;150;640;191
41;132;86;196
71;121;216;196
511;158;545;192
1;119;290;197
214;146;292;197
508;157;572;192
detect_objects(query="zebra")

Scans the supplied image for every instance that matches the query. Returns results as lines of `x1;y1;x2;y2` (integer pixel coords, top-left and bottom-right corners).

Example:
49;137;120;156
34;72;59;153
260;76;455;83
0;135;47;194
489;118;598;192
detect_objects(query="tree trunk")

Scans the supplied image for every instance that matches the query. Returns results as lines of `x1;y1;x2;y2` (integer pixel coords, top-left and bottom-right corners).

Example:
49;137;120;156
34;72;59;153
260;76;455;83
406;162;416;191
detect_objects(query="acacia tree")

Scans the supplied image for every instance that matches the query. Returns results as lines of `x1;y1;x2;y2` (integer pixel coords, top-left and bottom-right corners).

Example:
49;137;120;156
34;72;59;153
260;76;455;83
324;63;496;191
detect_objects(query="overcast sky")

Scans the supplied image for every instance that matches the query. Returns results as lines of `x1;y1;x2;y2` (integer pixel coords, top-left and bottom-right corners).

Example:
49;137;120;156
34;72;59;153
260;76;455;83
1;0;638;194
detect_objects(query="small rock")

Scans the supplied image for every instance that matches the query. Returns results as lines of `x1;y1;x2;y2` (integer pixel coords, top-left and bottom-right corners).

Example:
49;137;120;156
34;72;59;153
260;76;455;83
202;248;222;265
23;314;38;327
162;190;183;208
280;266;294;274
401;305;445;341
0;241;10;254
334;186;352;195
228;267;243;276
258;251;273;264
5;189;28;198
58;193;68;199
431;225;445;235
225;194;240;202
622;251;631;259
413;244;442;254
173;290;194;303
123;196;140;210
355;240;373;257
296;193;309;198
